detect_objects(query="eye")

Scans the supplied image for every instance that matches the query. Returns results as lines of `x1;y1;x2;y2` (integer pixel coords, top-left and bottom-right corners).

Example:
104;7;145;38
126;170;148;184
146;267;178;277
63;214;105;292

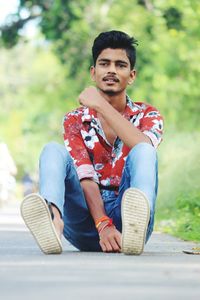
99;62;108;66
118;64;126;68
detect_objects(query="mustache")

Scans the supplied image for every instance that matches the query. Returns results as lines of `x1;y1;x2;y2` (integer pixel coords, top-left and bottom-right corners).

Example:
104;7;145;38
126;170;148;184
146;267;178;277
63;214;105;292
102;76;119;82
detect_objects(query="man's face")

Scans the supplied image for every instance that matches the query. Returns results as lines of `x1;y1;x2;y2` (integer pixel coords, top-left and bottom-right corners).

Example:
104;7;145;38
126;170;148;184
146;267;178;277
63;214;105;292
91;48;136;95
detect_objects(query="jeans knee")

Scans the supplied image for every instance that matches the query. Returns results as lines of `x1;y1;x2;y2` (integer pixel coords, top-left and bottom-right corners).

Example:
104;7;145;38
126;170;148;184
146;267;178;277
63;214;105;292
40;141;70;163
41;141;63;155
128;142;157;160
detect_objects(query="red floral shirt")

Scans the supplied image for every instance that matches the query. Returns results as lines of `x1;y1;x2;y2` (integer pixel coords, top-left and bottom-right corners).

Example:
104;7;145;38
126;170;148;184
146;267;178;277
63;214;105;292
63;96;164;189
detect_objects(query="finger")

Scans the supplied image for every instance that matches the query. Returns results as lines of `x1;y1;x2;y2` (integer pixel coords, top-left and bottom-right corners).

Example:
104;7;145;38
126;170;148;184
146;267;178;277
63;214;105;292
99;240;107;252
103;240;113;252
106;228;121;250
115;232;122;249
108;237;120;252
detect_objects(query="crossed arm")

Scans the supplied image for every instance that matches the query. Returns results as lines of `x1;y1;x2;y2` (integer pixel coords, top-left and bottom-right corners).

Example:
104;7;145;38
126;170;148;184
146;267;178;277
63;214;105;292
79;87;151;148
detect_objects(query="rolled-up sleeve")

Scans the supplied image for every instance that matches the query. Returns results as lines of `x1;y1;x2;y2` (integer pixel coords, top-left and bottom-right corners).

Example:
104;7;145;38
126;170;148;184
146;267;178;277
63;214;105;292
141;106;164;148
63;113;99;183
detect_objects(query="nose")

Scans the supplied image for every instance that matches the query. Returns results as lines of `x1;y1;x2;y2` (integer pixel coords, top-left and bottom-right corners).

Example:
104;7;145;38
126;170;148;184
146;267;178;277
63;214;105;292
107;63;117;74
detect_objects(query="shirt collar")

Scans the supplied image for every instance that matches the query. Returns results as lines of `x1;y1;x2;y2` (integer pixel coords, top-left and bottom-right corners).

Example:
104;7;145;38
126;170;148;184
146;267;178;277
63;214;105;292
122;96;144;120
81;95;142;123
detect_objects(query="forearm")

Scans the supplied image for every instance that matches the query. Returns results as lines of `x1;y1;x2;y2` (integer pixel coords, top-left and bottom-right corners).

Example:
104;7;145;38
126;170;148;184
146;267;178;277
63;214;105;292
97;100;151;148
80;179;107;222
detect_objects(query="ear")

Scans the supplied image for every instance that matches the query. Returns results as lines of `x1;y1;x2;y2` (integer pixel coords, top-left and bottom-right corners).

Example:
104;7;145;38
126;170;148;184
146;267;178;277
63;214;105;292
128;69;136;85
90;66;96;82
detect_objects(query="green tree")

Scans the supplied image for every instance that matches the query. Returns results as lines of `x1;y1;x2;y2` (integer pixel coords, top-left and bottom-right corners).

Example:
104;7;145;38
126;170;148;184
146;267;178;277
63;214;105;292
1;0;199;129
0;40;77;176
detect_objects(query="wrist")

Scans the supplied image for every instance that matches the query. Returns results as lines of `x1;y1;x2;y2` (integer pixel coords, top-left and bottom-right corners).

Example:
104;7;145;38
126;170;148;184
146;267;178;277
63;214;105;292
97;219;110;231
92;89;109;112
95;97;109;114
95;216;114;235
98;218;114;235
95;215;110;229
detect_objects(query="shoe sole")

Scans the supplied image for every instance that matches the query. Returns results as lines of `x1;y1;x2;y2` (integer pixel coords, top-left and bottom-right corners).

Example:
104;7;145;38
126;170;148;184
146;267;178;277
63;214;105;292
21;193;62;254
121;188;150;255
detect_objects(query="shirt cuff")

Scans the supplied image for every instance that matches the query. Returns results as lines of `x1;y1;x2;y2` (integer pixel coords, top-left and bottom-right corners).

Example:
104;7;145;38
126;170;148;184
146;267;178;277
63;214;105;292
143;130;161;149
76;164;99;183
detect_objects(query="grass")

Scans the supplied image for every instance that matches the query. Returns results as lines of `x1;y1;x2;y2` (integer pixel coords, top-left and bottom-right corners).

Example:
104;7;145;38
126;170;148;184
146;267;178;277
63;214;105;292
155;130;200;241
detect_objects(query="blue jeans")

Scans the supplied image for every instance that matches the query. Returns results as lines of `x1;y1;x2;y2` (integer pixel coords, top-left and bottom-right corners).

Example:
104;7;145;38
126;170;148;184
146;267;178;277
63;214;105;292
39;142;158;251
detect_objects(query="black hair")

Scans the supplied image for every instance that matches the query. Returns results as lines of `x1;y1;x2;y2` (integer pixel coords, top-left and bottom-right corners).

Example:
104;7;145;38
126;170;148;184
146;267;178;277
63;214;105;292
92;30;138;69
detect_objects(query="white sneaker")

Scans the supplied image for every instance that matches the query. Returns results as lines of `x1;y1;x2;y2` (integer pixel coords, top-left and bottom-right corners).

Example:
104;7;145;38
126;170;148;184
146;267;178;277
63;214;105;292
21;193;62;254
121;188;150;255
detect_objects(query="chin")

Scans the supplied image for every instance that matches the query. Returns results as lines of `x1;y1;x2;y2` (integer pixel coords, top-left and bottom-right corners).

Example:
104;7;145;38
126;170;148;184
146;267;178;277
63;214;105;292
100;88;117;95
104;89;122;96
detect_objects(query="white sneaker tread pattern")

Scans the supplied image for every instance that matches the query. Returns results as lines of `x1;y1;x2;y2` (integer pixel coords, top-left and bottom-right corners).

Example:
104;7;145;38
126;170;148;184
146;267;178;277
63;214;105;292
122;188;150;255
21;193;62;254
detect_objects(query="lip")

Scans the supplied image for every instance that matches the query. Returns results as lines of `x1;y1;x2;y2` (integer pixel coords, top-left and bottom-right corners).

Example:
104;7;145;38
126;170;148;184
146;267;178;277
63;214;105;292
102;76;119;83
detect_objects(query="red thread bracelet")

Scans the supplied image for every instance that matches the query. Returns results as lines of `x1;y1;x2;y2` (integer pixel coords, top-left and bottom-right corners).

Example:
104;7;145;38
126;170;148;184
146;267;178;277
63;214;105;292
95;216;110;229
98;218;113;235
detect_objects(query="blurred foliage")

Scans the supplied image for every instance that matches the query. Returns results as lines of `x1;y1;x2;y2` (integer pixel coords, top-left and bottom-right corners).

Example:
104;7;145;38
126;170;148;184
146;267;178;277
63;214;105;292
0;0;199;163
0;42;77;176
156;131;200;241
0;0;199;129
0;1;200;240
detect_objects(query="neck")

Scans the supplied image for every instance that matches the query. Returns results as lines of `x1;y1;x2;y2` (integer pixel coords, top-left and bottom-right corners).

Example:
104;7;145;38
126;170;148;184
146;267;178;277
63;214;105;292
98;89;127;113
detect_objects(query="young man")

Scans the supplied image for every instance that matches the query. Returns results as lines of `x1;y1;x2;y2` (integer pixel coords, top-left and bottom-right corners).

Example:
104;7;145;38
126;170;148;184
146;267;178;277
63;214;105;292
21;30;163;255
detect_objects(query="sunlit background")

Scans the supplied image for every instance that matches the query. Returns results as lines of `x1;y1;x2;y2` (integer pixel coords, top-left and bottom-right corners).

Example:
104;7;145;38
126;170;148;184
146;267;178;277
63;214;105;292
0;0;199;241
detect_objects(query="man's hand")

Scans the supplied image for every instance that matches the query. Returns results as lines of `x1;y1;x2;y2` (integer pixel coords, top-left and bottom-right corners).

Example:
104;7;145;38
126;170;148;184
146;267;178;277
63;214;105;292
99;225;122;253
78;86;105;110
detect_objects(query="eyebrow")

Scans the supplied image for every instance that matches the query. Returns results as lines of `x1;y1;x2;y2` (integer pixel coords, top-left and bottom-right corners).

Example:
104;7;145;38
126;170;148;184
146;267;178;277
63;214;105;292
98;58;128;65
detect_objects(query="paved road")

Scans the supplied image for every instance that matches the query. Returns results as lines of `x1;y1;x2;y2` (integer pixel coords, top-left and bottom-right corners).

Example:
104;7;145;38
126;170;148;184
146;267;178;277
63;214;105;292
0;201;200;300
